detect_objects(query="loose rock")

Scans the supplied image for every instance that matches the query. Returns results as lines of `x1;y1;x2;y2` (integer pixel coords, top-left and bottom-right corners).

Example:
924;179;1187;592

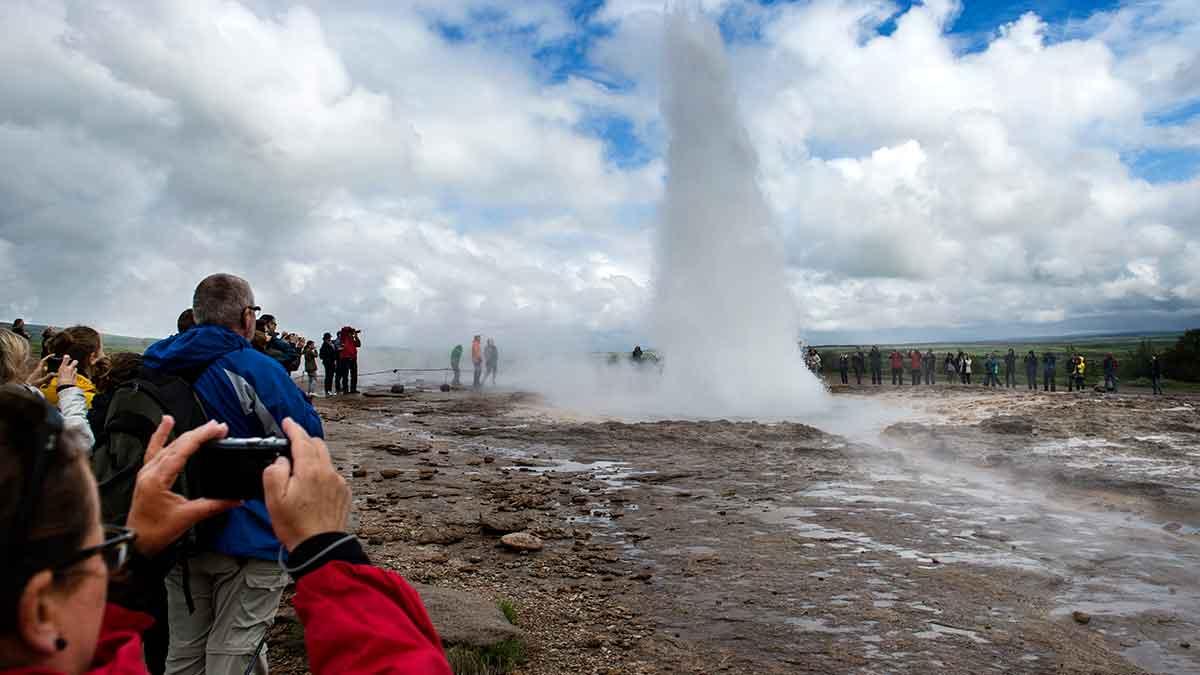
500;531;544;552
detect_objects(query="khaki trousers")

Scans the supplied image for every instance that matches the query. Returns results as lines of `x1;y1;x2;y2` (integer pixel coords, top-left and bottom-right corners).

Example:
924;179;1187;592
164;553;287;675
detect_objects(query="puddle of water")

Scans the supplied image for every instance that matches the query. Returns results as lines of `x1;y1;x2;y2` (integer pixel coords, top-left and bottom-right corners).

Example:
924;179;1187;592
914;622;990;644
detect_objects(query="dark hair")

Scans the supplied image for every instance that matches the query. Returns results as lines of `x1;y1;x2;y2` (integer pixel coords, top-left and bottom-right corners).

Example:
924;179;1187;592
177;309;195;334
0;387;94;631
95;352;143;394
260;315;277;325
46;326;103;379
11;319;23;328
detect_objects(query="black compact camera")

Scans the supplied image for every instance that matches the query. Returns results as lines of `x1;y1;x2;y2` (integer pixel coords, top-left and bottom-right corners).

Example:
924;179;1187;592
46;355;63;371
187;437;291;500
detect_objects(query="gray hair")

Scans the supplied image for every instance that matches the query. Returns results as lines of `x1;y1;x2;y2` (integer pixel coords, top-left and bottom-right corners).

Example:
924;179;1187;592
192;273;254;329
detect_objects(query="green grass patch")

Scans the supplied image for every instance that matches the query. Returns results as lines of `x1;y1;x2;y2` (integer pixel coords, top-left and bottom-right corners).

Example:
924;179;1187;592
446;638;526;675
497;598;518;625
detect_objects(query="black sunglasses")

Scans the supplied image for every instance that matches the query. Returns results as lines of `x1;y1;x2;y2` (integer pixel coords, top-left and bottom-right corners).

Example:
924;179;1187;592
53;525;137;576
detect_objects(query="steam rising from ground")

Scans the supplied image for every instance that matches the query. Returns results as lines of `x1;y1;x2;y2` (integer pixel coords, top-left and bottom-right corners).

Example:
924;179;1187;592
507;10;827;420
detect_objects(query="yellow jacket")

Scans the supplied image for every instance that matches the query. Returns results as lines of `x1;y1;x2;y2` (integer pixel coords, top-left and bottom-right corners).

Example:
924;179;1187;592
1075;359;1086;376
41;374;97;409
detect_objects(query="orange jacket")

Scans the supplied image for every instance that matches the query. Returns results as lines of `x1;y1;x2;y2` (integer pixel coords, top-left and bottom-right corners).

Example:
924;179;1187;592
471;338;482;364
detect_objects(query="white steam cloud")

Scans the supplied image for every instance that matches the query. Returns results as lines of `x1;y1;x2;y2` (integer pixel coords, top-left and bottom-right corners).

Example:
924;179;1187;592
510;9;827;421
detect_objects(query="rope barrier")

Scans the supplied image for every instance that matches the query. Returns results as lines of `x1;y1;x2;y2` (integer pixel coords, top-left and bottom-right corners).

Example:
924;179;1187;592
358;367;454;377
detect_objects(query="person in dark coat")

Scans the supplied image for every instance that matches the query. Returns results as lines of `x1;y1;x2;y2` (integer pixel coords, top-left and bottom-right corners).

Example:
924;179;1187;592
319;332;338;396
838;354;849;384
1150;354;1163;395
851;349;865;384
1023;350;1038;390
869;346;883;385
1004;349;1017;388
1042;351;1057;391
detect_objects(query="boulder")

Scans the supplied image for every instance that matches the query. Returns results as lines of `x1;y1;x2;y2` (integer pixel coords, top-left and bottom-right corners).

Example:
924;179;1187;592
500;532;544;552
409;583;522;647
379;468;402;479
480;511;528;535
978;415;1035;435
390;384;406;394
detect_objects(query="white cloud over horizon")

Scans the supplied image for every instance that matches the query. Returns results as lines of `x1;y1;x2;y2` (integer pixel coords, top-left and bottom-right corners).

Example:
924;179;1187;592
1;0;1198;348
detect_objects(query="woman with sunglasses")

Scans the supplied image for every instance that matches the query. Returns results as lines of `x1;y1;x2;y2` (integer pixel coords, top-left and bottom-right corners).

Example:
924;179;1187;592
0;387;450;674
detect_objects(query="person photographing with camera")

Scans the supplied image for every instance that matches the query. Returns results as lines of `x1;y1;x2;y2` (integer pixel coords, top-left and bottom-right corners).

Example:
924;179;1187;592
0;388;451;674
335;327;360;395
140;274;323;674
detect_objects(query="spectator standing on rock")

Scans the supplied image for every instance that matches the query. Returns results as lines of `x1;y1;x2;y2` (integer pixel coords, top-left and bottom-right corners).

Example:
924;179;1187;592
944;353;956;383
1073;356;1087;391
303;340;319;396
924;349;936;385
1024;350;1038;390
909;350;922;386
10;318;30;340
869;346;883;385
320;332;337;396
450;344;463;386
1065;354;1077;391
1042;351;1057;392
838;354;849;384
852;348;864;384
632;345;644;363
338;326;361;394
1004;349;1017;388
1150;354;1163;395
889;350;903;386
484;338;499;386
1103;353;1118;392
962;354;973;385
471;335;483;389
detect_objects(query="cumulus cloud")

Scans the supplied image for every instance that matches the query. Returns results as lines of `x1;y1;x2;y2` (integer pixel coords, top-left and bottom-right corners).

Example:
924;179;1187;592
0;0;1197;348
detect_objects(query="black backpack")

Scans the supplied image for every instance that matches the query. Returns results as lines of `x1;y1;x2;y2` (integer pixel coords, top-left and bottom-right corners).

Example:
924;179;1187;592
92;367;209;525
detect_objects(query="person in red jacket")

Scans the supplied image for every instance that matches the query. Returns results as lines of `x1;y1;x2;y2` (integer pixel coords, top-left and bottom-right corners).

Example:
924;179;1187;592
889;350;903;386
0;387;450;675
908;350;922;386
336;326;361;394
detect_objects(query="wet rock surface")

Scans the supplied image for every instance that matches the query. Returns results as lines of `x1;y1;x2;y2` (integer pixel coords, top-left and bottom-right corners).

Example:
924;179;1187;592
267;386;1200;674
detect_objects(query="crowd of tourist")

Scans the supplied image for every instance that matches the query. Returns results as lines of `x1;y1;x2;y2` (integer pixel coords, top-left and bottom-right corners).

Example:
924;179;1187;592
0;273;452;675
826;346;1164;394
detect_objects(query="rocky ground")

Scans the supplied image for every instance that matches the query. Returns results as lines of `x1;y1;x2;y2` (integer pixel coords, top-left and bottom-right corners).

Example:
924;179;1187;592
267;382;1200;675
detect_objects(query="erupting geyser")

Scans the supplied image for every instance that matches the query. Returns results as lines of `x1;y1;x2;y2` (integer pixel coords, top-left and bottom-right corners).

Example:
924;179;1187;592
651;10;826;418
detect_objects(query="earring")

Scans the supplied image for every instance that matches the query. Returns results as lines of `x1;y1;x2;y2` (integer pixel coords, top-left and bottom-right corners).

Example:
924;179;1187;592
55;637;67;651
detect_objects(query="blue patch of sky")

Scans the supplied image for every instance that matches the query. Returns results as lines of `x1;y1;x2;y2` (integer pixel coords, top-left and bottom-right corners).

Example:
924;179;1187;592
1122;149;1200;184
1147;99;1200;126
577;112;654;169
866;0;1123;47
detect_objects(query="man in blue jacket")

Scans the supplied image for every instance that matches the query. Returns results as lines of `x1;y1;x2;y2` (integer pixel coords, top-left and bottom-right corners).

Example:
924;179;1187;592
143;273;323;675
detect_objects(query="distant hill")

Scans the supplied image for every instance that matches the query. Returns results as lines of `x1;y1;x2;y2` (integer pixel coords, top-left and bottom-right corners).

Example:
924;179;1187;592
3;323;159;355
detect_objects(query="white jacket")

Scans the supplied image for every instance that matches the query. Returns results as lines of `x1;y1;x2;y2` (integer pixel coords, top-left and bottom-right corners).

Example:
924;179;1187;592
22;383;95;451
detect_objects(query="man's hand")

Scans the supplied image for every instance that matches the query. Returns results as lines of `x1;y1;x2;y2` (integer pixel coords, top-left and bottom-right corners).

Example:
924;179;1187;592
126;417;240;557
264;418;350;552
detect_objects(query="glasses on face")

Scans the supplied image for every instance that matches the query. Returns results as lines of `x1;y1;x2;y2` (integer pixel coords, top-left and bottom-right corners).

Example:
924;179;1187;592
53;526;137;575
